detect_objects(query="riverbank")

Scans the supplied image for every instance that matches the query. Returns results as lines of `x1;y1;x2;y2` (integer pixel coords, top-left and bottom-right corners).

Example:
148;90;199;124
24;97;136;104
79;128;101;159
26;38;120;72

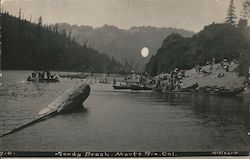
182;63;245;89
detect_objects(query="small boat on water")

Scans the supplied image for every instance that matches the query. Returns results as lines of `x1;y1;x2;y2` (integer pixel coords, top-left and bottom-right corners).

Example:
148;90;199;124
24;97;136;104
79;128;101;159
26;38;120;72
59;74;88;79
113;85;131;89
27;78;59;83
113;83;152;90
27;71;59;83
113;72;153;91
130;84;152;90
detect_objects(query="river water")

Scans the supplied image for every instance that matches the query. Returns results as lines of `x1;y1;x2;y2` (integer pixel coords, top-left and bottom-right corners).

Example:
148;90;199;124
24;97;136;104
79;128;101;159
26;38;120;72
0;70;250;151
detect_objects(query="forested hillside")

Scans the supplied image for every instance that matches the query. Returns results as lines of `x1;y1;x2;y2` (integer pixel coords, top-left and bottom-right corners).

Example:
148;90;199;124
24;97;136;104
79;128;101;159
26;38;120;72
54;23;194;72
1;12;123;73
145;23;250;77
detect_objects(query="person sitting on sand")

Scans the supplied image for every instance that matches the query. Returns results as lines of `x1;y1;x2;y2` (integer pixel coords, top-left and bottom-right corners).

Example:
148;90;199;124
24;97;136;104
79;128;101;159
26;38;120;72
220;61;224;68
50;74;55;79
181;70;185;77
198;65;202;73
38;72;42;80
27;76;32;81
41;72;45;80
202;70;209;76
209;61;213;70
218;72;225;78
46;71;50;79
177;71;182;80
225;64;229;72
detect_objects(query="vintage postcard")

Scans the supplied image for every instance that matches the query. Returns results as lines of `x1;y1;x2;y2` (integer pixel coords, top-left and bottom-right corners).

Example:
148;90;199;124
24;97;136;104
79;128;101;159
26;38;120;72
0;0;250;158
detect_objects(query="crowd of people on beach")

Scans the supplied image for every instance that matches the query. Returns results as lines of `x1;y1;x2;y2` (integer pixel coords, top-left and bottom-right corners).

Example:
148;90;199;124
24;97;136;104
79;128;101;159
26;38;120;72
153;58;239;92
155;68;186;92
194;58;237;78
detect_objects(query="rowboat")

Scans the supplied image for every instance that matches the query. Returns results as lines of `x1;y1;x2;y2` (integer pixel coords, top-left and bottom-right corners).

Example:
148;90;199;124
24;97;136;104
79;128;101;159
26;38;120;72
130;84;152;90
113;85;131;89
27;78;59;83
59;74;88;79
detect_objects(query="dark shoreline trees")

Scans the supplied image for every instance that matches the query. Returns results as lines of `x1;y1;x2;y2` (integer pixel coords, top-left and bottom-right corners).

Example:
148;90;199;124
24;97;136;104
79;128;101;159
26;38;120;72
145;23;250;78
1;12;124;73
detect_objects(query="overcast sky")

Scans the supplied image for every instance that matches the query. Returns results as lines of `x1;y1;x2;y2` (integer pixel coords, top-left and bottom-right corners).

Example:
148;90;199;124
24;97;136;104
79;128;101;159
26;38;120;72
2;0;244;32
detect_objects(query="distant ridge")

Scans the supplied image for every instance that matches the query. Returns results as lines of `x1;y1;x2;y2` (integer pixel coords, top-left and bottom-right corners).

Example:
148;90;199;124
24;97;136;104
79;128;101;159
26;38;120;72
53;23;195;72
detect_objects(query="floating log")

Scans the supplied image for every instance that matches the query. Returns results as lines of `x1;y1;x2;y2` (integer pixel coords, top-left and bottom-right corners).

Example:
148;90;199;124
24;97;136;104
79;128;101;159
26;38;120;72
0;83;90;138
0;111;57;138
39;83;90;115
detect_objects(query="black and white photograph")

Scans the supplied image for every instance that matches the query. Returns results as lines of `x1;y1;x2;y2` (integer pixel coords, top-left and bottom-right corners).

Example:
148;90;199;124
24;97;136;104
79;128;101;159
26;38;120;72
0;0;250;157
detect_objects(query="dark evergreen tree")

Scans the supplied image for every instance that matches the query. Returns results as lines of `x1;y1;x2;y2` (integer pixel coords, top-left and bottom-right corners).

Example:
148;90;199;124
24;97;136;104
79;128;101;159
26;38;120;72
226;0;237;25
38;16;43;26
18;8;21;19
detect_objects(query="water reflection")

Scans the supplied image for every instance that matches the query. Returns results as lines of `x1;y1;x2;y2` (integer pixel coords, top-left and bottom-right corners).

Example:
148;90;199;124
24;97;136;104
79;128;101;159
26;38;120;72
152;93;250;148
154;93;250;124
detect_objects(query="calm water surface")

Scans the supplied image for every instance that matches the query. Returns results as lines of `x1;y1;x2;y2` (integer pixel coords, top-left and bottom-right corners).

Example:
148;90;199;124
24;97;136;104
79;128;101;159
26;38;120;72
0;70;250;151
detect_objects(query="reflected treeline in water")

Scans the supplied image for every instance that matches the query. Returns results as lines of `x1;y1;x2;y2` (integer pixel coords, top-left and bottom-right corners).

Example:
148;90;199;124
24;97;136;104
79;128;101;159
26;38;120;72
150;92;250;148
151;92;249;118
191;95;250;125
153;93;250;125
191;95;250;148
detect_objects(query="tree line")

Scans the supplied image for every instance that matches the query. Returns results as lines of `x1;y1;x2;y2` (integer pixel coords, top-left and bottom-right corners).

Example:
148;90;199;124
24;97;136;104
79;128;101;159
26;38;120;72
1;12;124;73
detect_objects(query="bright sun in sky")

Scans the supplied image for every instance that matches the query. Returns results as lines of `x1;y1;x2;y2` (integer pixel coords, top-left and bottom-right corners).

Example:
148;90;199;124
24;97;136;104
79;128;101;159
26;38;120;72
141;47;149;58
